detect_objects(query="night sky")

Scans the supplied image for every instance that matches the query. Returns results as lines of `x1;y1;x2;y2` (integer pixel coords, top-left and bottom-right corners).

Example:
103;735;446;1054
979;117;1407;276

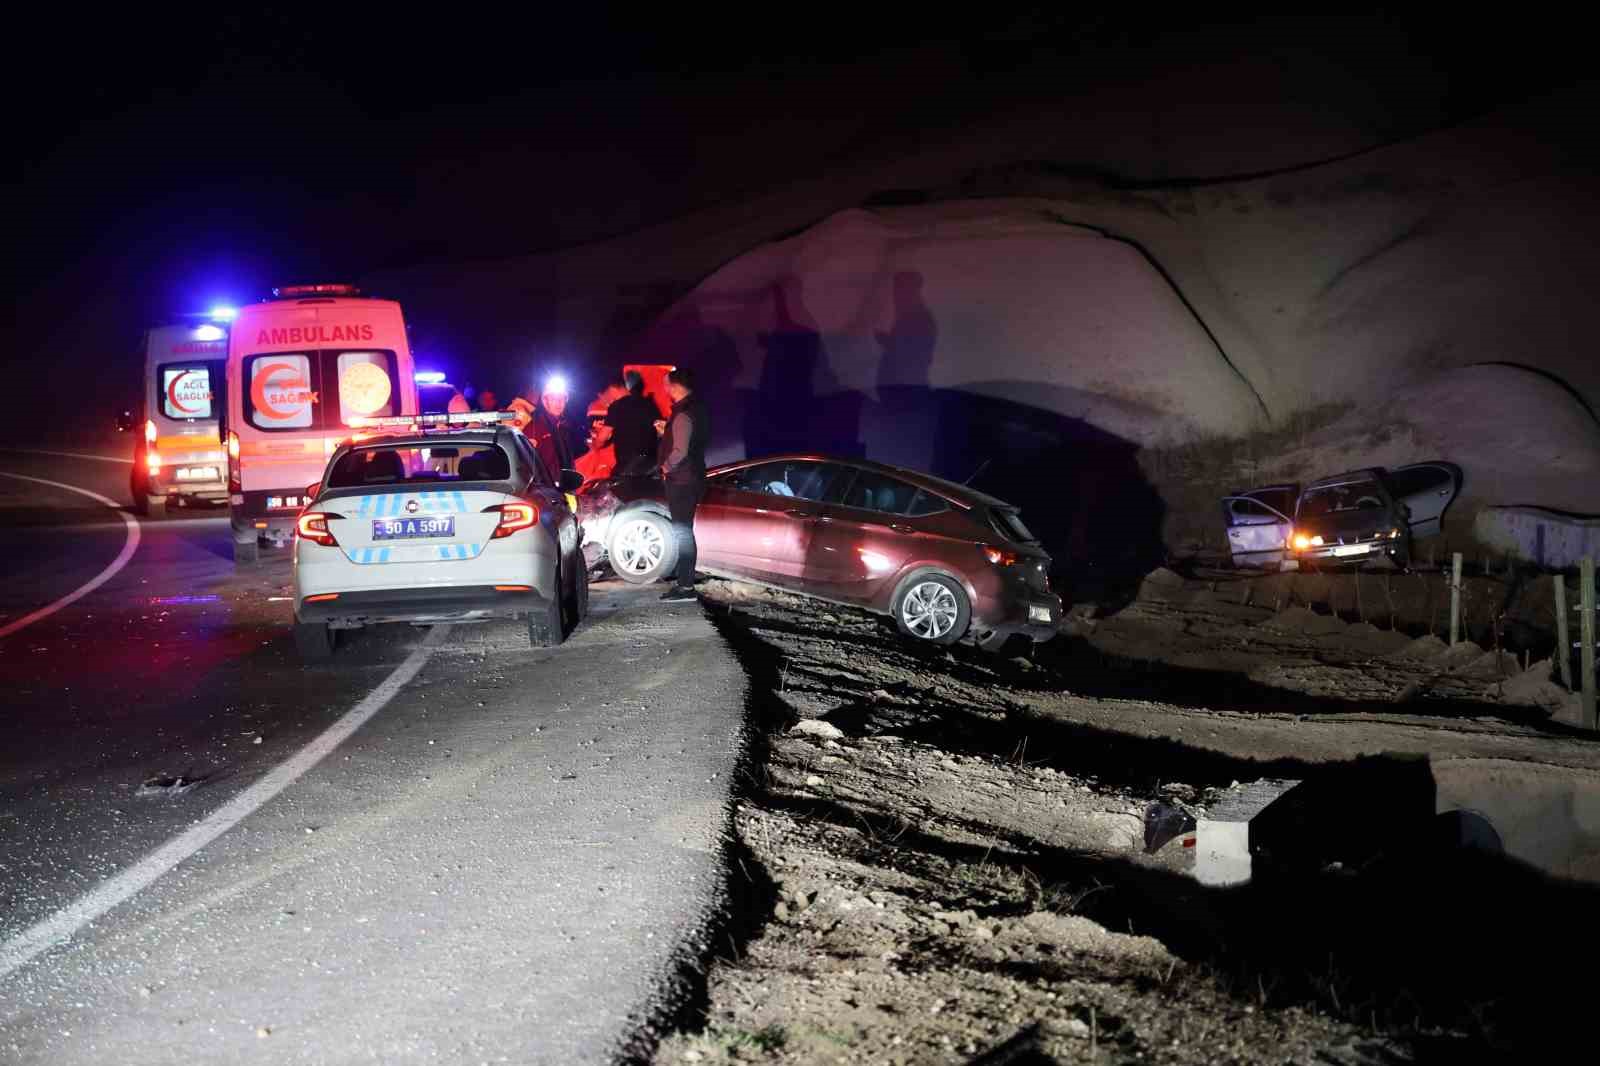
13;11;1590;429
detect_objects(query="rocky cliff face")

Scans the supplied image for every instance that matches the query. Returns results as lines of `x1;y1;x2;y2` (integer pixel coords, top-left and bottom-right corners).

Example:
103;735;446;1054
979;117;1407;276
367;85;1599;567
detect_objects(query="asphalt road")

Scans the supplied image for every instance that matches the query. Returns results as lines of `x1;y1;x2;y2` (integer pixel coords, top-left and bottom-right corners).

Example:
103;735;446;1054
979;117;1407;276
0;448;748;1064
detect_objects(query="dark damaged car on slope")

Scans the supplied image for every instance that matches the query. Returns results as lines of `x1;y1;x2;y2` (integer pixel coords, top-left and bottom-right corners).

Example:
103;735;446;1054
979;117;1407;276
1221;462;1461;571
578;454;1062;649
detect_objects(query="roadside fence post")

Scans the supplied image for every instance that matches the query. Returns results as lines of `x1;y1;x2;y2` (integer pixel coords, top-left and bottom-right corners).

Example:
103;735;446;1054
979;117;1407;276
1450;553;1463;647
1555;574;1573;690
1582;557;1596;731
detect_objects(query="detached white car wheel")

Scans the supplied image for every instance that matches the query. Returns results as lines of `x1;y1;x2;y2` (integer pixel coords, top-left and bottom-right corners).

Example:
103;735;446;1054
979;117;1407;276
608;512;677;585
893;575;970;646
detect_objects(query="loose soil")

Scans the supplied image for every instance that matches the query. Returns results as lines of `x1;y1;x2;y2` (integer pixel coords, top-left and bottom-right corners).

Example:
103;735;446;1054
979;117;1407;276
651;573;1597;1065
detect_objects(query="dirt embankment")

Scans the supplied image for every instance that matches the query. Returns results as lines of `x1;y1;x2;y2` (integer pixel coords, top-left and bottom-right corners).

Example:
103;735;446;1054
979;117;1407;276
651;579;1597;1065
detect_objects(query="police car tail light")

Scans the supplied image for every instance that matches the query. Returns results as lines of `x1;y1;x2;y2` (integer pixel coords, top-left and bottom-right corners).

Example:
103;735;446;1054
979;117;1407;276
487;502;538;538
146;451;162;474
144;420;157;444
296;512;338;547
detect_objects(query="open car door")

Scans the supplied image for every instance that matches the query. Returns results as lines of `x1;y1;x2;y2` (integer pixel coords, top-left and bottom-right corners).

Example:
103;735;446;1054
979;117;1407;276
1220;484;1298;569
1386;462;1462;539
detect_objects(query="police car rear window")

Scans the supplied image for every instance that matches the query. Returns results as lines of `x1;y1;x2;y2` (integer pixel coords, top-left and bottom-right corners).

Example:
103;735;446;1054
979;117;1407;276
327;444;511;488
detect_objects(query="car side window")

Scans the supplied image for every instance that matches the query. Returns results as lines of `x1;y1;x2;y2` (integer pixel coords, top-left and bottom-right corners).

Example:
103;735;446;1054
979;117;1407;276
511;433;549;485
906;490;948;516
788;463;852;502
839;470;920;515
724;462;789;495
1386;466;1447;499
728;461;850;502
1231;499;1277;519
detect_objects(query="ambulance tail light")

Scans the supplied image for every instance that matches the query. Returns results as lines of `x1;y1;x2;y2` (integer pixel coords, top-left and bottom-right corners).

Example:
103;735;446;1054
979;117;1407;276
486;502;539;538
146;451;162;475
227;431;242;492
296;512;338;547
144;420;157;444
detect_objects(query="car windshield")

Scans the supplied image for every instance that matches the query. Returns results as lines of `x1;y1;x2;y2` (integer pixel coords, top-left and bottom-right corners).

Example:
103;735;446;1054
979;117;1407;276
1298;480;1386;518
326;443;510;488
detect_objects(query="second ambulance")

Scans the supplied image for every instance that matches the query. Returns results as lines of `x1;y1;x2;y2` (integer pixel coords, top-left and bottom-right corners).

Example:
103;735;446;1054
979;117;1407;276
223;285;418;564
130;323;230;516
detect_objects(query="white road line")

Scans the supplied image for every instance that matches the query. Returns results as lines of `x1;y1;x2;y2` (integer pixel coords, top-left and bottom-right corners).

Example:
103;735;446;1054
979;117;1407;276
0;448;132;464
0;626;447;979
0;473;141;640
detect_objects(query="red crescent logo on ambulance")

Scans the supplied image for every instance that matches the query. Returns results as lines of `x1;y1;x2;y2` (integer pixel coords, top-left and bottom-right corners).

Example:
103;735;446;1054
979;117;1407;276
166;370;202;414
251;362;312;421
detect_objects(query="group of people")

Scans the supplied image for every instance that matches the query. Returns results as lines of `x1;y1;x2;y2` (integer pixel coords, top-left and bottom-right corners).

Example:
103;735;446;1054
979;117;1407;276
456;369;709;601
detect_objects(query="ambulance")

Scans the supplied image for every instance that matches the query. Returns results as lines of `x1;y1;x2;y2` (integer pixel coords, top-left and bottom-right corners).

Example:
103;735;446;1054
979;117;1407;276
222;284;418;565
129;323;230;517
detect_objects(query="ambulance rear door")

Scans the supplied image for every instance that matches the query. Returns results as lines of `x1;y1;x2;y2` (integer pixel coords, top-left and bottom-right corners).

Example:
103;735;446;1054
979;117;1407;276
142;324;228;477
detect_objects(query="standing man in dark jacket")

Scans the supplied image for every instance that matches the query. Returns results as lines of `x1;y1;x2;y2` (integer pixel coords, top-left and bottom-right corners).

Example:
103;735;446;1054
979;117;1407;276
658;367;709;601
524;375;580;480
605;370;661;478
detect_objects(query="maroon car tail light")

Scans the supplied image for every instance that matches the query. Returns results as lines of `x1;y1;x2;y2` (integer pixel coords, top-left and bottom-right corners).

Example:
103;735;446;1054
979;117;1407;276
980;544;1018;566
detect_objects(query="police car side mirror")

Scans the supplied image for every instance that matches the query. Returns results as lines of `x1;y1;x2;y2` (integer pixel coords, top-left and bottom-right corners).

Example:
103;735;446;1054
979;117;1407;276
558;469;585;494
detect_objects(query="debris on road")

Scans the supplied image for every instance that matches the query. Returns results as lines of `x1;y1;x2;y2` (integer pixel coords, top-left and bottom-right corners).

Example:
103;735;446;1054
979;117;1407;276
136;773;203;798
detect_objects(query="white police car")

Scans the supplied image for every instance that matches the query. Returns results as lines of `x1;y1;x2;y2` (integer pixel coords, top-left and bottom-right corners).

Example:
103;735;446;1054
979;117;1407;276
291;414;587;661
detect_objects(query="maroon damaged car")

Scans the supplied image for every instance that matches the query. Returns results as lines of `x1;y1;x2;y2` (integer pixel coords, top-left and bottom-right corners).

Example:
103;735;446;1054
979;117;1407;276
579;454;1061;648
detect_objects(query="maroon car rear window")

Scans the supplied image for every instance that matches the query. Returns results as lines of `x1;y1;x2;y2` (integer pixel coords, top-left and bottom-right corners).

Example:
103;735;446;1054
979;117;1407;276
990;509;1036;544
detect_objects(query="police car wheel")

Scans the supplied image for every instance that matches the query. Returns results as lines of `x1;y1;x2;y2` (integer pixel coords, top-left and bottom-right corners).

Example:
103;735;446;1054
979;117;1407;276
608;512;677;585
529;570;566;648
293;622;337;662
572;557;590;622
234;538;260;566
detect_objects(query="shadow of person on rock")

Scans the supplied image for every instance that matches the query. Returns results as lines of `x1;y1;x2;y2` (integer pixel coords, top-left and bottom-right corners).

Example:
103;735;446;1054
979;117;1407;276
875;271;937;395
746;276;863;458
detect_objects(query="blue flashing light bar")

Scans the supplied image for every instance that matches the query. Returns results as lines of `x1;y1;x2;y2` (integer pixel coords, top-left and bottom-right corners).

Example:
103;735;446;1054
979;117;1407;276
414;371;448;384
209;305;237;322
192;324;226;341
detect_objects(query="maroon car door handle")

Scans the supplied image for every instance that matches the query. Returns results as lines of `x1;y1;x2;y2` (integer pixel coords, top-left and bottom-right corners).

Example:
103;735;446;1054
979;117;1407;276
889;523;915;534
785;508;817;519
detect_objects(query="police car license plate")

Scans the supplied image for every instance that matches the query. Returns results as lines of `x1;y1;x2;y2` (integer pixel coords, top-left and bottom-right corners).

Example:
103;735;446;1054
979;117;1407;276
1333;544;1371;557
175;466;218;481
1029;605;1054;623
372;516;455;541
